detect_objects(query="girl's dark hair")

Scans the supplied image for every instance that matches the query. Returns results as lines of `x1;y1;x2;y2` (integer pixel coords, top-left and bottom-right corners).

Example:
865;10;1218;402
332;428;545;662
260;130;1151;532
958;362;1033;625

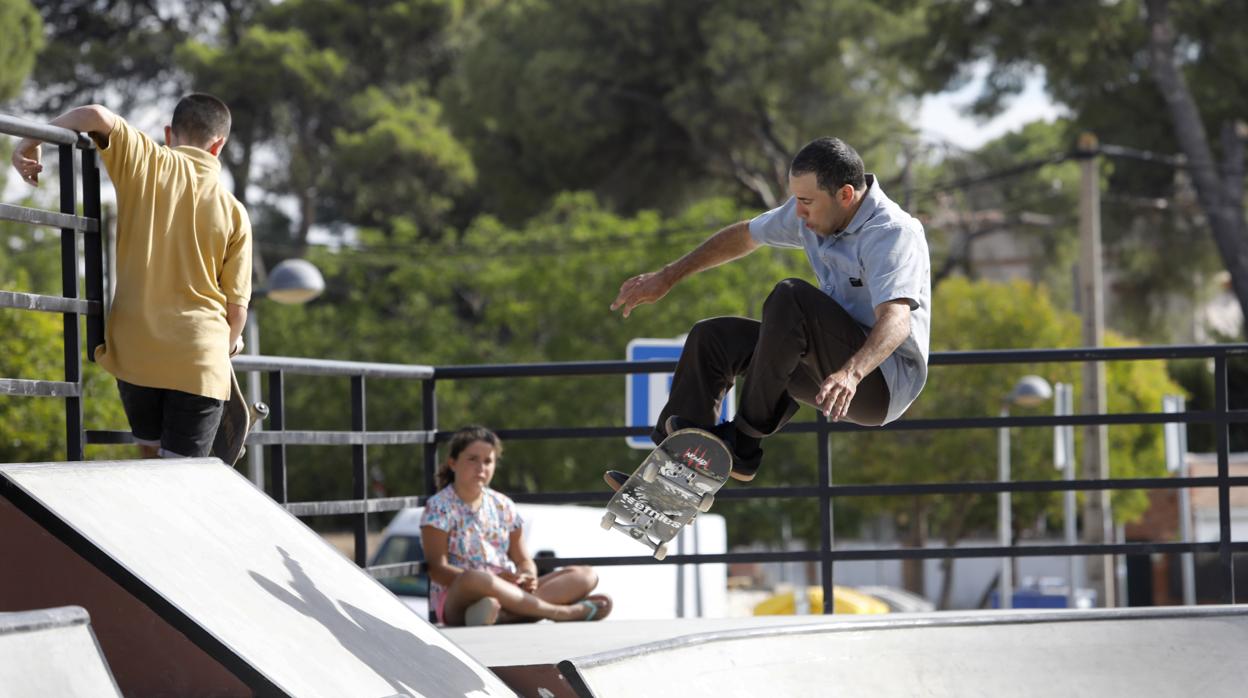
434;425;503;490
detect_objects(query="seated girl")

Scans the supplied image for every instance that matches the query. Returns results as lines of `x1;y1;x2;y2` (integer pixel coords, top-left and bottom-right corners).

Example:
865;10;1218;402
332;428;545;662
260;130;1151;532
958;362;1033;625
421;425;612;626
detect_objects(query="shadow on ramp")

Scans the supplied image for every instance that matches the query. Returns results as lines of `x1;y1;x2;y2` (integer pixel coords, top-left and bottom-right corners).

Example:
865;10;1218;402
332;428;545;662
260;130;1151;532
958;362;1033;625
0;459;512;697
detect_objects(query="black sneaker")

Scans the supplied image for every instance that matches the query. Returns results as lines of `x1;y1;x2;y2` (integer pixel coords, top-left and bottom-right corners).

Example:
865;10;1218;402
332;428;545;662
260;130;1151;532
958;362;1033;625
664;415;762;481
603;469;629;492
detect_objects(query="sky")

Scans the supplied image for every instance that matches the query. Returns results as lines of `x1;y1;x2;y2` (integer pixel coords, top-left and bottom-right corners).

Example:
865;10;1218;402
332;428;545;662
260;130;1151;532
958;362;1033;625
917;69;1066;151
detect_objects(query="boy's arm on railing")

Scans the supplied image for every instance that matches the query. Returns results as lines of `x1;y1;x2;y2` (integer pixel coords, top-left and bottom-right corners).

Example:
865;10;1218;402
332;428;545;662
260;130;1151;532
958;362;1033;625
10;105;117;186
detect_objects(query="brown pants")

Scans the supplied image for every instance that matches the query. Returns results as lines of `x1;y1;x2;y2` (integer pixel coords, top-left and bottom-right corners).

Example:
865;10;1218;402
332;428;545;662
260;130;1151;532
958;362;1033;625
653;278;890;444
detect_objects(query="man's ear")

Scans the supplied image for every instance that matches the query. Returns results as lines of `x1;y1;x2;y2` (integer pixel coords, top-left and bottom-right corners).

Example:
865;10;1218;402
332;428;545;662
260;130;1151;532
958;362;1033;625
164;125;174;146
838;184;855;204
207;136;227;157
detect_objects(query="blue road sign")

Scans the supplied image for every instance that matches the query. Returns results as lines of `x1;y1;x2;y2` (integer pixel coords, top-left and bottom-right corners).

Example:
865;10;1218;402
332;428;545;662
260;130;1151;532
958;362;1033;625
625;338;734;449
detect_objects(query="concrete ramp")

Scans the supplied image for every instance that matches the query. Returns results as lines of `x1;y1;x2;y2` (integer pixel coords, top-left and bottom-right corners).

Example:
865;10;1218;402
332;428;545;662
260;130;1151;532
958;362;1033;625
548;606;1248;697
0;606;121;697
0;459;513;697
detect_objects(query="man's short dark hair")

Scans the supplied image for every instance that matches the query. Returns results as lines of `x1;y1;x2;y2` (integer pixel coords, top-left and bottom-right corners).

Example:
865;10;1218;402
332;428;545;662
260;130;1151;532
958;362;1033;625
171;93;232;145
790;137;866;193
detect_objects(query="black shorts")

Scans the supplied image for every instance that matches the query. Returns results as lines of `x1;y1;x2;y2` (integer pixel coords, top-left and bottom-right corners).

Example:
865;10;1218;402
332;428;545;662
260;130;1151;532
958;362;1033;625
116;380;224;457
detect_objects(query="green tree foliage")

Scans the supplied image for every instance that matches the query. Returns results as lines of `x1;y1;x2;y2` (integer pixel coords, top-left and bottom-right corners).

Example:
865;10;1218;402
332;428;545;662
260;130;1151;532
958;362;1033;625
842;277;1178;544
0;0;41;102
892;0;1248;335
255;194;820;509
0;263;132;464
444;0;921;220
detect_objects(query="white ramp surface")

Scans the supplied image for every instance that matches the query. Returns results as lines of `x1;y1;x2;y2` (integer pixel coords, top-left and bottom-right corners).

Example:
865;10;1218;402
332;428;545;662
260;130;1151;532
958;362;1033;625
0;606;121;697
0;460;513;698
558;606;1248;698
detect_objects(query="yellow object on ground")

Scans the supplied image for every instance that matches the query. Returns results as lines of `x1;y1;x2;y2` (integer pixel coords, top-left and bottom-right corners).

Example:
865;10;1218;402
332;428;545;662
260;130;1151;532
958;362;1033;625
753;585;890;615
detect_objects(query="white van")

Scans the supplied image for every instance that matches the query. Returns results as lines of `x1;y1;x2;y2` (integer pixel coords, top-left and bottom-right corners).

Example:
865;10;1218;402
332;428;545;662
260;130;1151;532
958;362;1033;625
370;503;727;622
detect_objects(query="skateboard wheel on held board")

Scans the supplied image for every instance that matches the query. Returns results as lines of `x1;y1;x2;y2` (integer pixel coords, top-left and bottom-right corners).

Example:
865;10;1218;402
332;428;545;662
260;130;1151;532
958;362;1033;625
641;462;659;483
653;543;668;561
600;513;616;530
697;493;714;513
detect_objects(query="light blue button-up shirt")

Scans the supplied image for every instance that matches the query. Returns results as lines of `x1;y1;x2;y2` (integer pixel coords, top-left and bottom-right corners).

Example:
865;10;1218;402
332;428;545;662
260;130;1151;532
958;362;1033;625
748;175;931;423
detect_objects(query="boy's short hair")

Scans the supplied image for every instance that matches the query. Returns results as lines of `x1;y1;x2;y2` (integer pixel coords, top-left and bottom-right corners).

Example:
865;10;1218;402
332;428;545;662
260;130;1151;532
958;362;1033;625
171;93;232;145
790;137;866;193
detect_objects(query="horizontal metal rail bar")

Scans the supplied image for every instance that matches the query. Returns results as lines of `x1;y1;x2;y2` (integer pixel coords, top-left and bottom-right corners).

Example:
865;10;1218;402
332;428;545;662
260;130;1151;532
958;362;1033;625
0;378;81;397
433;344;1248;380
0;203;100;232
0;114;87;147
232;354;434;379
285;495;426;517
0;290;100;315
366;562;423;579
84;430;131;444
529;540;1248;569
247;430;434;446
482;410;1248;444
504;476;1248;507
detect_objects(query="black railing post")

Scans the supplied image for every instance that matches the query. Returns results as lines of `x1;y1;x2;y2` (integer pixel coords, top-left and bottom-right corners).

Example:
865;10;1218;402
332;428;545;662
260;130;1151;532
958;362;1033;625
267;370;287;503
422;378;438;496
818;412;834;614
1214;355;1235;603
59;144;83;461
351;375;368;566
80;147;104;359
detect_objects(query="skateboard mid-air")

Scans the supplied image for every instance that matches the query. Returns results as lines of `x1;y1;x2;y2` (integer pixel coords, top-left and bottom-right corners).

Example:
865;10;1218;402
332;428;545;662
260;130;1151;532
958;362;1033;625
211;367;268;466
601;428;732;560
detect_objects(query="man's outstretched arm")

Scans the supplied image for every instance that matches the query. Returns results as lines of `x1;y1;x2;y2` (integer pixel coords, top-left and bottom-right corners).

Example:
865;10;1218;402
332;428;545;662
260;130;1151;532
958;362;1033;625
816;299;912;421
610;220;760;318
10;105;117;186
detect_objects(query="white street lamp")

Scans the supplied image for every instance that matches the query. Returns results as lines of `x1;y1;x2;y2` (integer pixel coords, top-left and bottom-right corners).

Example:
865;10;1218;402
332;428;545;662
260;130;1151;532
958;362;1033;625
245;258;326;486
999;375;1053;609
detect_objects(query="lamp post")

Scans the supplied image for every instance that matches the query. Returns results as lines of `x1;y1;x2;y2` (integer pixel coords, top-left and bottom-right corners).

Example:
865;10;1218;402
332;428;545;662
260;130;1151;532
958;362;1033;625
998;375;1053;609
245;258;325;487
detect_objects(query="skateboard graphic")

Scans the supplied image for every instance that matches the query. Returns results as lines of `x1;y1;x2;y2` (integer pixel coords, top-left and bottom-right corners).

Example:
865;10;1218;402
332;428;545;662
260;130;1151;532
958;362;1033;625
211;367;269;466
601;429;732;560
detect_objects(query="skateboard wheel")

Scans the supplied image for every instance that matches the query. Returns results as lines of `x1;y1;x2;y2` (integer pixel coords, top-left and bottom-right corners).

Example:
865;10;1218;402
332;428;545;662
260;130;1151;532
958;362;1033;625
653;543;668;561
600;513;616;530
697;493;715;513
641;462;659;483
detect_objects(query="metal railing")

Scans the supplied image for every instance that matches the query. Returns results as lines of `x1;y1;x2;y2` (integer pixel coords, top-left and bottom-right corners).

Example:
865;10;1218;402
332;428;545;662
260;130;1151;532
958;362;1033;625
82;345;1248;609
0;113;105;461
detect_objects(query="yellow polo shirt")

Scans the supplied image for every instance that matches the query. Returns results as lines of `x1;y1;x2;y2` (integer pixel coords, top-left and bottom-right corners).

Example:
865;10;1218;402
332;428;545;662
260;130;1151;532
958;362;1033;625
92;117;252;400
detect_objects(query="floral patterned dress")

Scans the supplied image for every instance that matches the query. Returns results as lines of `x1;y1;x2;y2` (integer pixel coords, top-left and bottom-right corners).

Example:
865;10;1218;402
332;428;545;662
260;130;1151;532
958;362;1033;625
421;486;523;622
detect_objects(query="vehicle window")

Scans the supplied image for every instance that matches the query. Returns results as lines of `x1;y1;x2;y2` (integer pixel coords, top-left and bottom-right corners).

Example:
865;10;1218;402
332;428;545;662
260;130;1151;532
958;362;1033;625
373;535;429;597
373;535;424;565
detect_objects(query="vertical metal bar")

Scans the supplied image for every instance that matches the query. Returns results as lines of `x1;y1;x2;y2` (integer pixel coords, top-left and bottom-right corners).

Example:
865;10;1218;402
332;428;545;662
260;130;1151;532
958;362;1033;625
267;370;287;503
351;375;368;567
422;379;438;496
421;377;438;624
1214;355;1235;603
80;147;105;360
59;144;84;461
818;413;834;614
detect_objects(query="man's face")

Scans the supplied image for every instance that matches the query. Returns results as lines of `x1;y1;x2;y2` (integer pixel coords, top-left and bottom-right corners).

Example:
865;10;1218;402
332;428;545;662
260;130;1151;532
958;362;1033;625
789;172;848;237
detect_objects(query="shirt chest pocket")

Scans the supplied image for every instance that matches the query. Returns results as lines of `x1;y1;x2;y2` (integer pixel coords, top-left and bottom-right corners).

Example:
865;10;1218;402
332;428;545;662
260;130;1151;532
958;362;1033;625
825;255;869;299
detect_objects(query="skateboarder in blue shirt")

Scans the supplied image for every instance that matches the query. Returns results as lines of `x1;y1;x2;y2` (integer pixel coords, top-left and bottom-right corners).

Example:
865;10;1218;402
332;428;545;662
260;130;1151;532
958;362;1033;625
606;137;931;488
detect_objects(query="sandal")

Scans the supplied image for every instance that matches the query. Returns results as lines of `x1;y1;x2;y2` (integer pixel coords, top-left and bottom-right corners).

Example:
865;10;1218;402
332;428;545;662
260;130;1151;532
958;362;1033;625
574;594;612;622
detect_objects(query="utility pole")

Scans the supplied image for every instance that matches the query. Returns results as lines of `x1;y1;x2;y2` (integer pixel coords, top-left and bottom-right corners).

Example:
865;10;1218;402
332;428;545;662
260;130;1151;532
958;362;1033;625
1076;132;1116;608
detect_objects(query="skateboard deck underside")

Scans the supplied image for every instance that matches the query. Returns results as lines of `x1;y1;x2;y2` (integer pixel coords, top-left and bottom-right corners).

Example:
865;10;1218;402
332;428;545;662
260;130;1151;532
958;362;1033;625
604;430;731;557
211;370;260;465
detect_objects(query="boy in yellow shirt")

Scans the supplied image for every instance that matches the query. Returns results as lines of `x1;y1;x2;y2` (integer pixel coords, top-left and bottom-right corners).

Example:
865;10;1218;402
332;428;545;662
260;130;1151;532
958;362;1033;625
12;94;252;458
